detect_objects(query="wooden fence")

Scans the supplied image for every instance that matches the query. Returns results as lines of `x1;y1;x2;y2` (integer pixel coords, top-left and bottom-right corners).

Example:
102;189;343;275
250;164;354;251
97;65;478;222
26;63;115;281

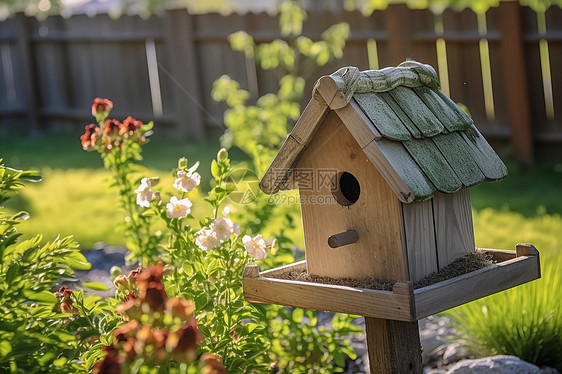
0;3;560;162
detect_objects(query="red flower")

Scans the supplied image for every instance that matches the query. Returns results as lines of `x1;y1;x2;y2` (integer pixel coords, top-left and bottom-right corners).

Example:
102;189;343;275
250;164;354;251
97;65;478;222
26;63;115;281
80;124;100;151
170;319;202;363
93;345;123;374
92;98;113;118
103;119;122;137
120;116;143;137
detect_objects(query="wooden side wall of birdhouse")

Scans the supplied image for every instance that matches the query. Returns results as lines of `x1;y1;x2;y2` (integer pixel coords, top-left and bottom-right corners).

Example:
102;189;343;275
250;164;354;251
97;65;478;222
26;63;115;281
401;188;475;282
296;111;409;281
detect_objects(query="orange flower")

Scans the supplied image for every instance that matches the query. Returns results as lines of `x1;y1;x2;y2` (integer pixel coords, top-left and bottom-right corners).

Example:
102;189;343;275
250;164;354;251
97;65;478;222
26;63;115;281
115;298;142;320
139;281;168;312
103;119;122;137
169;319;202;363
136;262;164;285
55;285;73;300
200;353;228;374
120;116;143;137
60;300;79;314
113;320;139;342
55;285;79;314
92;98;114;122
80;124;101;151
166;298;195;321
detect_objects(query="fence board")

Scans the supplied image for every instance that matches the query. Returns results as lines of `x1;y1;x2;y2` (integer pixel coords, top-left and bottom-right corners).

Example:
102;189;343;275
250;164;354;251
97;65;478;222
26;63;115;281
521;7;549;134
546;6;562;131
443;9;488;128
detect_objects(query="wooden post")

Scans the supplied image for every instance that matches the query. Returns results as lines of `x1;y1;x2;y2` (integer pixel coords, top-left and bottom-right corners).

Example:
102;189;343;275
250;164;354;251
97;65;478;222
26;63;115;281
162;10;205;139
384;4;413;67
365;317;423;374
498;2;534;164
14;13;39;135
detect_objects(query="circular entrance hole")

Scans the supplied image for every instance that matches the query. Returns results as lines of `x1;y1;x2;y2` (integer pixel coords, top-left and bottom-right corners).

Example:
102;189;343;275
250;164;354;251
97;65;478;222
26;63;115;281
332;172;360;206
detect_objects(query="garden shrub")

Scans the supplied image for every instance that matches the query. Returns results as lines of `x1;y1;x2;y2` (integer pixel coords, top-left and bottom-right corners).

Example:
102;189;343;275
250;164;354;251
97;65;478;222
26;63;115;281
0;161;120;373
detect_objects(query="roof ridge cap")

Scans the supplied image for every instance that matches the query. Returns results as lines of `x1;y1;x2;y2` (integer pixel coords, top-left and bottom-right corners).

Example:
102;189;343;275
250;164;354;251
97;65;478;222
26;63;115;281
313;61;440;105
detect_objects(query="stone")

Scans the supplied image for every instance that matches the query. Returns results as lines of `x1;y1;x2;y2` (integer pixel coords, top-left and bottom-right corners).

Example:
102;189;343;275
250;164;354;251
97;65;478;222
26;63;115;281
447;355;542;374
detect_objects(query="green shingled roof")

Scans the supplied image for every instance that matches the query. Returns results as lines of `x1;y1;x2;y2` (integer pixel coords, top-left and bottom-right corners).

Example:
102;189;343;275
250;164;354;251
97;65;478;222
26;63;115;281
325;61;507;201
260;61;507;202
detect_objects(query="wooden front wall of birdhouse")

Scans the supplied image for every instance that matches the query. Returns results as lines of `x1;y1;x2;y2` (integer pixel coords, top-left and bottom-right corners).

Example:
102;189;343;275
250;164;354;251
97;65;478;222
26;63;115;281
296;111;408;281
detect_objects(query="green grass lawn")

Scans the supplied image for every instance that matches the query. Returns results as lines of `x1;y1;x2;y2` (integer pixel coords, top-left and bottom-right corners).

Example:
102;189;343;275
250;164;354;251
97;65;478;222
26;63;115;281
0;131;249;248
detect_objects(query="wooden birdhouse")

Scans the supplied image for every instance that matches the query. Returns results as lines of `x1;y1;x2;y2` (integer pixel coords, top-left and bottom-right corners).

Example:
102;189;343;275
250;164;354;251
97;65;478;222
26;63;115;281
243;61;540;373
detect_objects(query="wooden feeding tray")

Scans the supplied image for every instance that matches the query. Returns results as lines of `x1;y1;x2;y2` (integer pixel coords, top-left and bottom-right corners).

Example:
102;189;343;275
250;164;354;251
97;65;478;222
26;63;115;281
243;245;540;322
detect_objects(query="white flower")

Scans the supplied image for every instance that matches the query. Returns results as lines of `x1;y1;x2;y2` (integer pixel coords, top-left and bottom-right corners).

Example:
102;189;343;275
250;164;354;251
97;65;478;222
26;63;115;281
166;196;192;219
173;163;201;192
195;228;221;251
243;234;267;260
221;207;240;234
135;178;153;208
210;217;237;241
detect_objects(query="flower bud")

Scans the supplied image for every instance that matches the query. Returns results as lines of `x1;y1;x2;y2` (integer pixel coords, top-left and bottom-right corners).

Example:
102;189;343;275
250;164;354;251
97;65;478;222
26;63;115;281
178;157;188;170
270;238;279;255
217;148;228;162
110;266;123;278
148;177;160;187
153;191;162;204
113;274;130;291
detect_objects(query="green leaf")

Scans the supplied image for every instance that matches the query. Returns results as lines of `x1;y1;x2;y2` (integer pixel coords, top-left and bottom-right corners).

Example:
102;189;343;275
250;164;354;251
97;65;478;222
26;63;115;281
18;170;42;182
24;290;57;305
292;308;304;323
9;211;30;221
141;209;157;216
211;160;220;179
0;340;11;357
82;281;110;291
5;263;20;285
64;256;91;270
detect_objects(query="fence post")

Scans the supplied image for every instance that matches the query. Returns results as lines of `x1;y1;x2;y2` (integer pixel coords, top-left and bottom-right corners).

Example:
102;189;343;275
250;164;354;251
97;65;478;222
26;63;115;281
498;2;534;164
163;10;205;139
14;13;39;135
384;4;413;67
